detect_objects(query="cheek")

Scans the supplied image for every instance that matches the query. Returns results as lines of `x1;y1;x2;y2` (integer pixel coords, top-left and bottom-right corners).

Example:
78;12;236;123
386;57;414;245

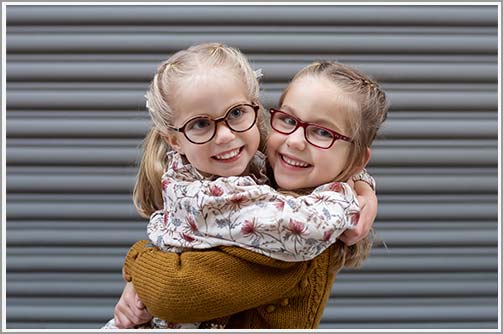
315;147;351;179
265;134;282;163
168;133;185;153
267;132;283;148
181;144;208;163
183;149;214;176
249;126;261;150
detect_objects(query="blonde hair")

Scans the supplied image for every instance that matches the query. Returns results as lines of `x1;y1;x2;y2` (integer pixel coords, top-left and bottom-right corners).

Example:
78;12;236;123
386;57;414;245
279;61;389;271
134;42;267;218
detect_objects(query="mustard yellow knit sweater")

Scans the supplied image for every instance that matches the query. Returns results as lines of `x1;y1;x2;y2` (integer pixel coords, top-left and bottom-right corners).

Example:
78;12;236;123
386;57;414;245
123;240;339;329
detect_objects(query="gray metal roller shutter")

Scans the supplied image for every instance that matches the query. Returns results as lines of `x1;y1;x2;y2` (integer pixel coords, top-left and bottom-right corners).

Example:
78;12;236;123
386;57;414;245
5;4;499;329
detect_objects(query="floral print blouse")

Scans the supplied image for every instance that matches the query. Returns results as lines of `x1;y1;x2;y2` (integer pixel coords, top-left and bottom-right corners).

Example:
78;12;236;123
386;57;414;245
147;151;360;262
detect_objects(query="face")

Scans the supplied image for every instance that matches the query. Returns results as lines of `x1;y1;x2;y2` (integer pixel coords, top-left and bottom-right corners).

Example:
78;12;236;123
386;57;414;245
267;75;354;190
166;71;260;177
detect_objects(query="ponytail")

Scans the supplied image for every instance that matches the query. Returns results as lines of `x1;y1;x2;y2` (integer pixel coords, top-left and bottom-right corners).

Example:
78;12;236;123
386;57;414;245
133;128;170;218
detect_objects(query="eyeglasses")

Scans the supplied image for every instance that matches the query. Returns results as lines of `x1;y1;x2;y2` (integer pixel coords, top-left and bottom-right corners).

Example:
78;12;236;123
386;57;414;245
169;103;259;144
269;108;352;149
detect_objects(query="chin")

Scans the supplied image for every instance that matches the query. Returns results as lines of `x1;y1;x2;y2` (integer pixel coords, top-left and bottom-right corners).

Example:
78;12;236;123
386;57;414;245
275;178;299;191
222;166;248;177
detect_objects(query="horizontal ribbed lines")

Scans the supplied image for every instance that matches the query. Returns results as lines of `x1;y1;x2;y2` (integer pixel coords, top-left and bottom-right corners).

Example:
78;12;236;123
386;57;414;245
6;5;497;26
4;4;498;330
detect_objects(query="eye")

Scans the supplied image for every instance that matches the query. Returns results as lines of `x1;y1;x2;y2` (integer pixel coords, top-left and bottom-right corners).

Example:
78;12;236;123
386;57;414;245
186;118;212;131
278;114;297;127
312;127;334;139
228;107;244;119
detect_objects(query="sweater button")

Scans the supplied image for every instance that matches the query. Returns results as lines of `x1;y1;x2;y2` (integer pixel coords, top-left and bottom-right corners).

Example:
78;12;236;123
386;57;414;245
280;298;289;306
300;279;308;288
266;305;276;313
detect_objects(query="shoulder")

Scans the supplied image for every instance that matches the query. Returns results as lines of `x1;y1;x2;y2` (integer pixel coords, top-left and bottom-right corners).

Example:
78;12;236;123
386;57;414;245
218;246;311;269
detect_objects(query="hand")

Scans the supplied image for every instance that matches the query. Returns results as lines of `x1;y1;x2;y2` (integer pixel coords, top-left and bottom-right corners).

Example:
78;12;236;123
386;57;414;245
114;282;153;328
339;179;377;245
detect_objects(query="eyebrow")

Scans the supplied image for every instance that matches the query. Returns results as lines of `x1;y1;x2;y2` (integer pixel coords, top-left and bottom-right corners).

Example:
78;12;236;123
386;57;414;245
178;100;250;124
280;104;345;133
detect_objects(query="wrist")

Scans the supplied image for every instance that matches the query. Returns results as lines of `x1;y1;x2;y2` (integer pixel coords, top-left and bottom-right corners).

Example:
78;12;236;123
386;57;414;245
351;168;376;192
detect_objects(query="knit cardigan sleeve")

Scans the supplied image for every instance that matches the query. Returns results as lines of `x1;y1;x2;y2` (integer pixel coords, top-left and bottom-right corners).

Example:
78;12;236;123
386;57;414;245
123;240;310;323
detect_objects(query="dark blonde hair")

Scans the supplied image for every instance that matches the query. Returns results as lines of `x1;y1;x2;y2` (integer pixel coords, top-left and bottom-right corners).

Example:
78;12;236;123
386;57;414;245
134;43;267;218
279;61;388;271
279;61;388;182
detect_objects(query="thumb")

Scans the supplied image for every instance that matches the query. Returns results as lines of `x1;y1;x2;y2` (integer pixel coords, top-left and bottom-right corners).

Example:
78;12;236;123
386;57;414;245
135;294;145;309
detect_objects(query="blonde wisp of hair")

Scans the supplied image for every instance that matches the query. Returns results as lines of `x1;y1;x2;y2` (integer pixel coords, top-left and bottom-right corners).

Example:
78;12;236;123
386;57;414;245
134;43;267;218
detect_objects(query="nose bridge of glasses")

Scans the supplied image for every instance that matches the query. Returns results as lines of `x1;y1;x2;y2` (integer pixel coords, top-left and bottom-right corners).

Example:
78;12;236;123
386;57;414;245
214;115;229;127
290;124;308;141
214;118;235;137
285;126;307;151
284;111;308;133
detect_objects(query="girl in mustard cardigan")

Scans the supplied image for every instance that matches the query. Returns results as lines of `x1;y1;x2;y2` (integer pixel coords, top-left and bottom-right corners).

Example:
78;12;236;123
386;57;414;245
109;47;385;328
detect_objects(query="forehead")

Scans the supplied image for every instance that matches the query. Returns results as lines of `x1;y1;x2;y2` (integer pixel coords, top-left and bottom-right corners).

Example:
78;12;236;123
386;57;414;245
282;75;357;133
172;71;249;123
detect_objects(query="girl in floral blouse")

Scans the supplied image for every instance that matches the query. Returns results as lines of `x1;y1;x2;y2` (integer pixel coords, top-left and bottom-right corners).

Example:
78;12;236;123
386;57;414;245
107;43;383;329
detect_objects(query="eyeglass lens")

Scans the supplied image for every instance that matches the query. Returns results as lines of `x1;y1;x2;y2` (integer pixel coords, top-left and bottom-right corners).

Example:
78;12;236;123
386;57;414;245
184;104;256;143
271;111;336;148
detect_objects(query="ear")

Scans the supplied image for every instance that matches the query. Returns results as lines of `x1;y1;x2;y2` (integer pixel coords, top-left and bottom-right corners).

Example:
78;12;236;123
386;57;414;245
345;147;372;180
163;132;184;154
362;147;371;168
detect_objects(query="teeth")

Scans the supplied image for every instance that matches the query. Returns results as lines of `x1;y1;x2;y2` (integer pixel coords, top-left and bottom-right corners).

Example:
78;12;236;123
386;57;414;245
215;148;240;160
282;155;309;167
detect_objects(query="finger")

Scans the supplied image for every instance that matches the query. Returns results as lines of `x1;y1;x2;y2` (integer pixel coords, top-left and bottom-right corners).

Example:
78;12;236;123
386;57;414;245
115;304;133;328
132;304;151;322
339;235;356;246
128;309;145;326
118;302;144;326
113;306;124;328
138;310;153;323
341;222;367;244
127;303;151;325
114;313;132;329
135;303;153;322
135;294;145;309
339;230;357;246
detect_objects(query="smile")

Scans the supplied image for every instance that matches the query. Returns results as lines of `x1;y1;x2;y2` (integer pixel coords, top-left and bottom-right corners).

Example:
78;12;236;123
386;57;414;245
280;154;311;168
213;147;243;161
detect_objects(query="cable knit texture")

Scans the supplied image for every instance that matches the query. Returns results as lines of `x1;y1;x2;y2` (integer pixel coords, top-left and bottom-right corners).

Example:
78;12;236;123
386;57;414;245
124;240;339;328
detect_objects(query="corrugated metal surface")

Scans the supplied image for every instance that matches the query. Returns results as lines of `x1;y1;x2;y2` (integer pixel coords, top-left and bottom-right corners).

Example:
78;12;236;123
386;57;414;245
4;4;499;329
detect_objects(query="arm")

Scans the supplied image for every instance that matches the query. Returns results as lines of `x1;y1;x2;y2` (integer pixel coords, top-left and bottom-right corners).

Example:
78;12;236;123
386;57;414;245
339;169;378;245
152;176;359;261
123;240;310;323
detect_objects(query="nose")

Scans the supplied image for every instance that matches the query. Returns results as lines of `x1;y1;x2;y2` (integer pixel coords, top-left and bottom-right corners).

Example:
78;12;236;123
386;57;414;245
285;127;306;150
213;122;236;144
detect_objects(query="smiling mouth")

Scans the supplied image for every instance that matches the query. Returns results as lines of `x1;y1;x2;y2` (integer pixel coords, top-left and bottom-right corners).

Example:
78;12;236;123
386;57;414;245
280;154;311;168
213;147;243;161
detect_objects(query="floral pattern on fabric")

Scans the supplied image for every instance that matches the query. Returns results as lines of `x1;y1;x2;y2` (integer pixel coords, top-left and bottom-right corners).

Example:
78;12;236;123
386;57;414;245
147;151;360;262
101;318;200;329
